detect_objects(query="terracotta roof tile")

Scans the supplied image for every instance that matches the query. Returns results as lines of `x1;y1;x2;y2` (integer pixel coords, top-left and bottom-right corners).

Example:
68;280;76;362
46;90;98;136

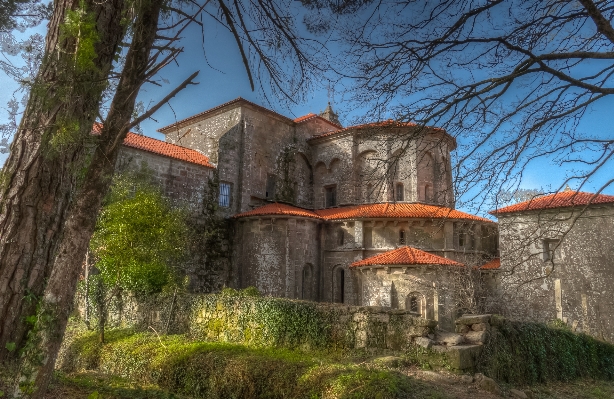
351;246;462;267
316;202;493;223
234;202;493;223
294;113;317;123
233;203;323;219
93;123;214;168
122;133;215;168
480;258;500;270
294;113;343;129
490;190;614;215
307;120;445;141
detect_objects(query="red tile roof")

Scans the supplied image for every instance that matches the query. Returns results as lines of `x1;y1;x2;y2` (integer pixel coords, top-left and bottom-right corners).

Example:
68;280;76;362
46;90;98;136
307;120;448;142
490;190;614;215
351;246;462;267
233;203;323;219
294;113;343;129
480;258;500;270
122;133;215;168
234;202;493;223
93;123;214;168
294;113;317;123
316;202;493;223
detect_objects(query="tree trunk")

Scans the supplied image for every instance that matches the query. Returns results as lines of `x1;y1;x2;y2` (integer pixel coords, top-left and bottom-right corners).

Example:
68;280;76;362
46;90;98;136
0;0;127;360
13;1;165;397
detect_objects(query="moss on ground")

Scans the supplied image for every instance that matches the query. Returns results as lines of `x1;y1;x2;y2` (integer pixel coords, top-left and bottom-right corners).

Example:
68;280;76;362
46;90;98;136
60;328;449;399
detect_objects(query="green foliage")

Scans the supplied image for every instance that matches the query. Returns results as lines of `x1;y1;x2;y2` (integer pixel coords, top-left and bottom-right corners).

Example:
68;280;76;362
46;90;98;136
478;319;614;385
61;0;100;71
61;329;449;399
90;171;189;295
190;291;351;350
4;342;16;352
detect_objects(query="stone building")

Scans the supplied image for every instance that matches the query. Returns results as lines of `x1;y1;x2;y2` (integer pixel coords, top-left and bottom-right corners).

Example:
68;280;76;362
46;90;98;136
491;189;614;342
112;98;614;341
148;98;498;328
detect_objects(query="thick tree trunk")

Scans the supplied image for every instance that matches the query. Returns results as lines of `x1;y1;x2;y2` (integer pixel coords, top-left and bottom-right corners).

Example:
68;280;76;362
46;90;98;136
0;0;127;360
13;1;165;397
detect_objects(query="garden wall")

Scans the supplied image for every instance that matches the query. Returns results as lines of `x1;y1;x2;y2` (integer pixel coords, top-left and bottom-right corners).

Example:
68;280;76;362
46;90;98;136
98;289;437;351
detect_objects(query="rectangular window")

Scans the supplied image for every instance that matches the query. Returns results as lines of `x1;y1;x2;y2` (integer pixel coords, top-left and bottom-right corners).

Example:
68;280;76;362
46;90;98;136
266;175;276;199
399;229;406;245
325;185;337;207
395;183;404;201
543;239;560;261
219;182;231;207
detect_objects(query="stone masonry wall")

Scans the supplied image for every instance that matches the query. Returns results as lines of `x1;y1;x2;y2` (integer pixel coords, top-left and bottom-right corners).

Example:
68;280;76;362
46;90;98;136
233;217;321;300
116;146;212;210
497;204;614;343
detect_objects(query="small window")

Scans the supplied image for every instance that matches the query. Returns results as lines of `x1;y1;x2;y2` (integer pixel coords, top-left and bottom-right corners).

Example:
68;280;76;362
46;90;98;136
399;229;406;245
544;239;560;261
219;183;231;207
337;229;344;246
325;185;337;207
458;232;465;247
424;184;432;202
366;183;373;202
395;183;404;201
266;175;276;199
409;296;419;313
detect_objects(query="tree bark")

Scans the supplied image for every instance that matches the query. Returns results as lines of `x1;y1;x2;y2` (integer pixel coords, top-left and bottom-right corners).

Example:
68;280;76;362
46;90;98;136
13;1;165;397
0;0;127;360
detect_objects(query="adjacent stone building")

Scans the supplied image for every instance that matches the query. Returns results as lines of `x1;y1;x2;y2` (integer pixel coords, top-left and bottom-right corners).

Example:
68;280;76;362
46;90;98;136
491;189;614;342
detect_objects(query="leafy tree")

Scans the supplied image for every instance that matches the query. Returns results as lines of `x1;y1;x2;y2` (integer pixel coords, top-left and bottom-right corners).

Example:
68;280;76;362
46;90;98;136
0;0;320;396
88;171;188;342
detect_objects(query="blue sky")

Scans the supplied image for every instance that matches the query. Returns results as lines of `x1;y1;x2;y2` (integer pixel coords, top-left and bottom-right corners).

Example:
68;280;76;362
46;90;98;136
1;5;612;211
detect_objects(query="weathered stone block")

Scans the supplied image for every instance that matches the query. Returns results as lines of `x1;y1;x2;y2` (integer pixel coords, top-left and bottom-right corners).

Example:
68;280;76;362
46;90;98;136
456;314;492;325
465;330;488;345
414;337;433;349
472;322;489;331
475;373;501;395
456;324;470;334
436;331;465;346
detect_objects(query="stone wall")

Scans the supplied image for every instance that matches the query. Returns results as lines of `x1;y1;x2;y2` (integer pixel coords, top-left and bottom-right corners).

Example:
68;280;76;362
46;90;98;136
100;291;438;352
116;146;212;210
496;204;614;343
232;217;321;299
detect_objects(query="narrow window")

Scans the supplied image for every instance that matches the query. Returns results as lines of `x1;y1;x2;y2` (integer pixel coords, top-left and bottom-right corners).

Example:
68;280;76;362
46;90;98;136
458;232;465;247
544;239;560;261
266;174;276;199
424;184;432;202
395;182;404;201
337;229;344;246
219;183;231;207
399;229;406;245
364;227;373;248
325;185;337;207
366;183;373;202
410;296;419;313
334;267;345;303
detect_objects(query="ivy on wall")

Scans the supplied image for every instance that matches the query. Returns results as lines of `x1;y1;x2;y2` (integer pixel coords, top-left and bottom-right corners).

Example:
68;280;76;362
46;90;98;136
478;318;614;384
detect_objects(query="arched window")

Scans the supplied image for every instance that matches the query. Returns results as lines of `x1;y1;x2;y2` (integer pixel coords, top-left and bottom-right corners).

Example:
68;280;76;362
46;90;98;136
399;229;406;245
395;183;404;201
406;292;425;317
333;266;345;303
302;264;313;301
459;232;465;247
337;229;344;246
